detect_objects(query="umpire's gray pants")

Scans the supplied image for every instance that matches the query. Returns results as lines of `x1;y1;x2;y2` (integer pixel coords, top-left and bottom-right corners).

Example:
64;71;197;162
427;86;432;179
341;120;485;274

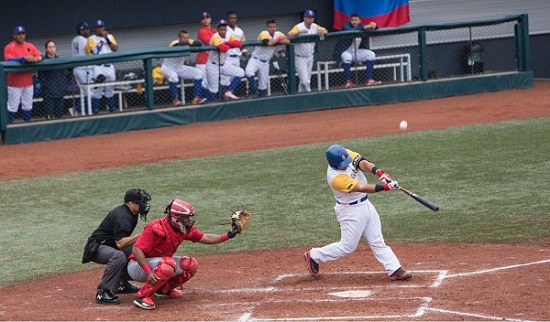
93;244;133;292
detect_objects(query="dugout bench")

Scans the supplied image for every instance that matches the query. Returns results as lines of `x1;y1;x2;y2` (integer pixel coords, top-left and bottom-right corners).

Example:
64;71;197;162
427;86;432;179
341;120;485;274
316;53;412;91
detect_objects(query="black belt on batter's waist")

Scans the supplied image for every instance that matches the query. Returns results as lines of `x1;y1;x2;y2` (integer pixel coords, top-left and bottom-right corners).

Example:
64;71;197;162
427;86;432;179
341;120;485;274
229;54;238;58
211;61;224;66
295;54;309;58
253;56;267;63
97;64;111;67
336;194;368;205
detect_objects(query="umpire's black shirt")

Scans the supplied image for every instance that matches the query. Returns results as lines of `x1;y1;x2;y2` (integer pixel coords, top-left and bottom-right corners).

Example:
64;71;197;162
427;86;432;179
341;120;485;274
90;204;138;249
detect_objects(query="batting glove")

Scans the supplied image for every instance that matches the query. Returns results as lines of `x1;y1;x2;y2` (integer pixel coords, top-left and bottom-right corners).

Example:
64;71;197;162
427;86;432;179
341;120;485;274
384;180;399;190
376;170;393;183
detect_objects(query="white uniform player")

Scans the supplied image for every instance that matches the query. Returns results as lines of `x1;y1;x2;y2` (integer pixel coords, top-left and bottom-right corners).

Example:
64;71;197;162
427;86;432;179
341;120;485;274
161;31;207;105
206;20;245;101
341;14;381;87
288;10;328;93
71;22;92;115
222;11;248;89
245;19;290;97
87;19;118;114
304;145;413;281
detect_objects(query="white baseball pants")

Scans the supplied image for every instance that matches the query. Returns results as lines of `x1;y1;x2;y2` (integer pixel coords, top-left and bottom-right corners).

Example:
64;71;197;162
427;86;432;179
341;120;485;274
221;55;241;86
73;66;93;85
7;86;33;112
91;64;116;99
161;64;202;83
245;56;270;90
309;200;402;275
341;49;376;64
206;62;244;94
295;55;313;93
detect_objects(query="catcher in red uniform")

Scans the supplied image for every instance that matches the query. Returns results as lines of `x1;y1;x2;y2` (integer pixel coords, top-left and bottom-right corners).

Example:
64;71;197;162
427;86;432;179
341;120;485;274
127;198;249;310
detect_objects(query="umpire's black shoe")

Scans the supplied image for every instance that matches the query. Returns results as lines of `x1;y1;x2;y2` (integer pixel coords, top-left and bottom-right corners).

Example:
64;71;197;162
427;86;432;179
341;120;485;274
116;281;141;294
96;289;121;304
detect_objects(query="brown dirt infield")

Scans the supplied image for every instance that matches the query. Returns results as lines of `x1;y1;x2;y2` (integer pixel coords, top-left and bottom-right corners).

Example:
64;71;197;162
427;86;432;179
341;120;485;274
1;81;549;321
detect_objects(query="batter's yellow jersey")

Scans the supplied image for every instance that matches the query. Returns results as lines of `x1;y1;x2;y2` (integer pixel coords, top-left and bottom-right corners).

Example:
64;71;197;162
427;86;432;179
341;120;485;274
326;149;369;203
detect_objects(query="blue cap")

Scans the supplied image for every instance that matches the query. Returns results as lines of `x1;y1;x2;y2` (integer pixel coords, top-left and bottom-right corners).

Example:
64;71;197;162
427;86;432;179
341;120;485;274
304;10;315;18
76;22;90;34
94;20;105;28
326;145;352;169
13;26;25;34
217;19;228;28
201;11;211;19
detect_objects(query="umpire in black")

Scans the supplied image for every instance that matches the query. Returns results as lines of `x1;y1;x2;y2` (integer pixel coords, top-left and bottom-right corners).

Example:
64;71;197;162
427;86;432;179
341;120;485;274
83;188;151;304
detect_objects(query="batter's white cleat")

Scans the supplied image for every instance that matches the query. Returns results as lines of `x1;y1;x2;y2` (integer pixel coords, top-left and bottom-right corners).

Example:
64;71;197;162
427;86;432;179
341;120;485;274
304;251;320;279
389;267;412;281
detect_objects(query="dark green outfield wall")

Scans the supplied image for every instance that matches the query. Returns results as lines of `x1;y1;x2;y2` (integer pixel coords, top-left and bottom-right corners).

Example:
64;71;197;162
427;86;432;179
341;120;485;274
2;71;533;145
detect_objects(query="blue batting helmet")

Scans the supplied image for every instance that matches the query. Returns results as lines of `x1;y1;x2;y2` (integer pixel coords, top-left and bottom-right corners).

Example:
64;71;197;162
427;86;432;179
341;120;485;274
326;145;352;169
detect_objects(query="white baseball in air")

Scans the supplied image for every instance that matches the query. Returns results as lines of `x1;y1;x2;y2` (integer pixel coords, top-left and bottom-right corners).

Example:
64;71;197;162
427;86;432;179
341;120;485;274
399;120;408;130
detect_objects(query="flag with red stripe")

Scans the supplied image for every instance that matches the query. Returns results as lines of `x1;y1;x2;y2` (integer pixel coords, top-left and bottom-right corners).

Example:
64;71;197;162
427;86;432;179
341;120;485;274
333;0;410;30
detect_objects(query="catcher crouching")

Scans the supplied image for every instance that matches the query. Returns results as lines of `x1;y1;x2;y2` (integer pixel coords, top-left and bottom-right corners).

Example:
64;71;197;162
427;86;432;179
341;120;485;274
127;199;250;310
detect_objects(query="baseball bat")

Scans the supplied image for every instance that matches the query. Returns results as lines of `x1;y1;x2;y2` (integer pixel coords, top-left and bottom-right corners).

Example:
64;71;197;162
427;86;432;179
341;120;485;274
398;186;439;212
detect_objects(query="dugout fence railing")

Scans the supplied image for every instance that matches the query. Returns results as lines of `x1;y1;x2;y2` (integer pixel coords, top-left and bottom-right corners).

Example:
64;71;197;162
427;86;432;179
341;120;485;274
0;14;530;136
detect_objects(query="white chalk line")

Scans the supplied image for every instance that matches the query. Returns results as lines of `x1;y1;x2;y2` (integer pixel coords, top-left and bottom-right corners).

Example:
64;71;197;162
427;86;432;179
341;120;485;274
237;259;550;321
203;296;429;308
443;259;550;279
425;307;534;322
239;297;433;321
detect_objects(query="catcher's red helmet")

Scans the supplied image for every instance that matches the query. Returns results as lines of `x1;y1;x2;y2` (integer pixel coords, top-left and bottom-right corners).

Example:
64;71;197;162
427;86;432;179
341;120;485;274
165;199;195;232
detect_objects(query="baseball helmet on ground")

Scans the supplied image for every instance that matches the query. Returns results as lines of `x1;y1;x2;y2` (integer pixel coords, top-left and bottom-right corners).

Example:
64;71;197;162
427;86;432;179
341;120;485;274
165;199;195;232
326;144;352;169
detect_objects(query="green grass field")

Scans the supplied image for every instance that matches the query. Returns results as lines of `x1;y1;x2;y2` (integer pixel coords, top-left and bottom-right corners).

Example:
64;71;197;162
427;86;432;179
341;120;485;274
0;117;549;288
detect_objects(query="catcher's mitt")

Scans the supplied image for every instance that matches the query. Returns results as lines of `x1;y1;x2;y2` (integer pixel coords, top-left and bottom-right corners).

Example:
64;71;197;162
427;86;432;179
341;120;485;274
231;205;251;234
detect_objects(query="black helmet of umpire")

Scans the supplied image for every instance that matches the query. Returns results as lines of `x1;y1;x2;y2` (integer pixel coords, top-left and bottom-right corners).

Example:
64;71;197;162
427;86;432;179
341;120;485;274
125;188;151;221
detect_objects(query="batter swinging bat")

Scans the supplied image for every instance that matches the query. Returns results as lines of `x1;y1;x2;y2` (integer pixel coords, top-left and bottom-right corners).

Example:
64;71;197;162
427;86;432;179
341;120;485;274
398;186;439;212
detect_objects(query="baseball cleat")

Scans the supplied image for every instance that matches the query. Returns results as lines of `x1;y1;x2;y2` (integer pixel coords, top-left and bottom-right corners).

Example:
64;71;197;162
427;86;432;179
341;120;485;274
96;289;121;304
192;97;208;104
134;295;156;310
366;79;382;86
344;81;355;88
304;251;320;279
116;281;141;294
154;288;183;299
223;90;239;100
172;98;182;106
389;267;412;281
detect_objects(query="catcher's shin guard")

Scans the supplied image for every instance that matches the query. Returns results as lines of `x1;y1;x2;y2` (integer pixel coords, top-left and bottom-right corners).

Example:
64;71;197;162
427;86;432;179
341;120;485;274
160;256;198;293
136;257;177;298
